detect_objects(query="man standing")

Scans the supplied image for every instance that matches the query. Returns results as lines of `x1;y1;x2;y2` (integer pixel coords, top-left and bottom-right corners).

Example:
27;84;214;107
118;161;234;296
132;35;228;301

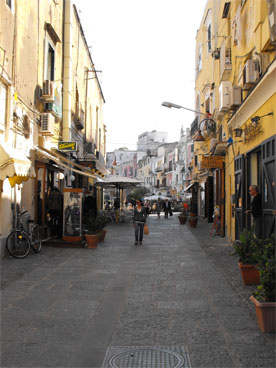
247;185;262;239
163;199;171;219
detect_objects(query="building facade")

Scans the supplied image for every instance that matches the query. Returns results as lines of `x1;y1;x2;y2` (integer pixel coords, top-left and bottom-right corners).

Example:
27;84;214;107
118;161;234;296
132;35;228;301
193;0;276;240
0;0;107;255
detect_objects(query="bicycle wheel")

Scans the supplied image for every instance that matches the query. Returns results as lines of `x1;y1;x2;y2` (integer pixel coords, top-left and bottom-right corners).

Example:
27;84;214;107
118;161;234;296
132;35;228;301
6;230;31;258
31;225;42;253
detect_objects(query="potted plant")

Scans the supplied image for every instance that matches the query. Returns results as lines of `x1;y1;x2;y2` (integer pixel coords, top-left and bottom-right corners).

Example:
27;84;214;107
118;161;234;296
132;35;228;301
178;202;188;224
250;236;276;332
83;214;100;248
231;227;260;285
188;199;198;227
95;214;109;242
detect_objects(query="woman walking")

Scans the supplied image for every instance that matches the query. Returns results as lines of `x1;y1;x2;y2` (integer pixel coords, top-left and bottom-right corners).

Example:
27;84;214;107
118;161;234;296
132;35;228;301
133;199;147;245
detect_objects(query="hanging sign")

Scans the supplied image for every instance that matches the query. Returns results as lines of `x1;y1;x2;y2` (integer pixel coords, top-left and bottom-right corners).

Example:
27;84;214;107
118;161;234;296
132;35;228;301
201;156;224;169
58;142;77;152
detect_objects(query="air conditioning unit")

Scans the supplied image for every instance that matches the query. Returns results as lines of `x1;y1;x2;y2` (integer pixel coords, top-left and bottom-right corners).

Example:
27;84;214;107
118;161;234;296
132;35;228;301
40;113;55;136
198;161;203;171
243;60;258;89
210;138;217;150
230;86;242;108
42;80;55;102
219;81;231;112
220;40;232;80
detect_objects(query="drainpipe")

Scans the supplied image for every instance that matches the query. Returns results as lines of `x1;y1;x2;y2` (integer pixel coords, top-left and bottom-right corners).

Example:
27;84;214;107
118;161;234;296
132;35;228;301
63;0;72;141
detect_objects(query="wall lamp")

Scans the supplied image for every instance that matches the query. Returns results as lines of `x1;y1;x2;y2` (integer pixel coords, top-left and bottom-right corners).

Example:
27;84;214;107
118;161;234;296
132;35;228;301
212;49;220;60
194;130;205;142
234;128;243;137
251;112;273;127
161;101;206;116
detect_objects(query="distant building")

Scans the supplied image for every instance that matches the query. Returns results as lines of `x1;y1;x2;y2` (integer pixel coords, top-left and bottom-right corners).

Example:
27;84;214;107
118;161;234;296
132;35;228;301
137;130;168;151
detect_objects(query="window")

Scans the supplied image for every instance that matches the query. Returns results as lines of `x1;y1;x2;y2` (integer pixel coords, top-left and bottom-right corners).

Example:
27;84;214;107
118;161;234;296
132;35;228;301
204;9;212;54
6;0;12;9
96;107;99;147
198;46;202;72
207;24;212;53
99;128;101;152
45;41;55;81
0;82;8;131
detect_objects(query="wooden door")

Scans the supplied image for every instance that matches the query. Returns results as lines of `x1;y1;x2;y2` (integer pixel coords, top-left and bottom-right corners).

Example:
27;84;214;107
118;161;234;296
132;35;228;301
261;135;276;238
235;155;245;239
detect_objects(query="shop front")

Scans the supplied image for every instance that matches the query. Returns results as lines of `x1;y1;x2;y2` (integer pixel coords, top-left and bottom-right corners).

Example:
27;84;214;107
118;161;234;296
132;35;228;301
235;135;276;240
34;146;106;241
201;155;225;236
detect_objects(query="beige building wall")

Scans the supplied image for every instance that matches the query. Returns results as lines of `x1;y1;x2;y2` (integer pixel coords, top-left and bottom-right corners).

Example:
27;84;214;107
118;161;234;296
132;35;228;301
0;0;63;255
68;5;106;161
194;0;276;240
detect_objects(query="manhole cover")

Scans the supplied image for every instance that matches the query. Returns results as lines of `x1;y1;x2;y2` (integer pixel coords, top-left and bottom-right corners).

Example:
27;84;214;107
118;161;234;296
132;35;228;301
102;346;190;368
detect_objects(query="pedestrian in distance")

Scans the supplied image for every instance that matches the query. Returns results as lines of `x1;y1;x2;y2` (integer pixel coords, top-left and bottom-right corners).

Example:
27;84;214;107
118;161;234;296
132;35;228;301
48;187;62;238
144;200;151;216
163;199;171;219
133;199;147;245
245;185;262;239
156;198;162;219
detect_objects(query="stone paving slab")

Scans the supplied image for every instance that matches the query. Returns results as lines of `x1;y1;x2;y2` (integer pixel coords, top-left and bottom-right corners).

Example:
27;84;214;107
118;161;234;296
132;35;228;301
1;214;275;368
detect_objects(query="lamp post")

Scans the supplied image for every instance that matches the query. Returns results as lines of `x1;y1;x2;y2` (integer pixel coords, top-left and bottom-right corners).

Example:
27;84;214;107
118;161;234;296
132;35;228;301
161;101;206;116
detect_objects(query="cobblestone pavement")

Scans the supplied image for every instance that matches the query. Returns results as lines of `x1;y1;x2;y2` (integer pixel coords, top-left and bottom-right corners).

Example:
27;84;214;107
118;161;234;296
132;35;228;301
1;214;275;368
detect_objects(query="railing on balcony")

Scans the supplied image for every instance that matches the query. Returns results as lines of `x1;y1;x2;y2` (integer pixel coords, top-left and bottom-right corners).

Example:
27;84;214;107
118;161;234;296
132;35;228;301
190;116;199;137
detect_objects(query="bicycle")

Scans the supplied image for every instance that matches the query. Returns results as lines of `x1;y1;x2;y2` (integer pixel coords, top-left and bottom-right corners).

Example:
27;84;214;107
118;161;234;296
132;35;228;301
6;210;42;258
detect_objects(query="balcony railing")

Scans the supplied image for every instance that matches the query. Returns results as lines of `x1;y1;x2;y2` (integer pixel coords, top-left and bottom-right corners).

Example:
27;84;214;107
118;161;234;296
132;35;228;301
190;116;199;137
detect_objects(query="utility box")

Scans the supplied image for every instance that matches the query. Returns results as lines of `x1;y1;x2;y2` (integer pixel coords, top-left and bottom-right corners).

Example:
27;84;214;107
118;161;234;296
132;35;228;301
219;81;232;112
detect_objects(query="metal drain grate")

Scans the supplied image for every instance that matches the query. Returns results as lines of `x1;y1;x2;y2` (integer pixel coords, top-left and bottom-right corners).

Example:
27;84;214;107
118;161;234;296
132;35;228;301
102;346;191;368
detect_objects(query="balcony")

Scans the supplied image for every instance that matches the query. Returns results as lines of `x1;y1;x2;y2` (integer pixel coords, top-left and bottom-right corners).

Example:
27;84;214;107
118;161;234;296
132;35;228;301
190;116;199;137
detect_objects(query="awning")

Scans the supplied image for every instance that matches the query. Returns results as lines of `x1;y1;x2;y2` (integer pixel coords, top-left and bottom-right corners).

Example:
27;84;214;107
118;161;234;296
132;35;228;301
35;146;104;181
95;174;141;189
184;182;197;192
0;144;36;187
213;142;228;156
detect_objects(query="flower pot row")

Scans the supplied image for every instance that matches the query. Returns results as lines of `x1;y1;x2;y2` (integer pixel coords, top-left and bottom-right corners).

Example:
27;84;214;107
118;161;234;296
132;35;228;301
85;229;107;248
178;214;198;227
232;229;275;332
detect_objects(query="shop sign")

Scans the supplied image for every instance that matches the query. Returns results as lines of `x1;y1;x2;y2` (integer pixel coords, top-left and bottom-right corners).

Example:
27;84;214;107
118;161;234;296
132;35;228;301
58;141;77;152
201;156;224;169
244;122;262;143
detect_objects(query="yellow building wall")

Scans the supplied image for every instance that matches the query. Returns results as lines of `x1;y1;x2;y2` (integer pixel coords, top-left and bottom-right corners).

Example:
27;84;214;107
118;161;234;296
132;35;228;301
195;0;276;240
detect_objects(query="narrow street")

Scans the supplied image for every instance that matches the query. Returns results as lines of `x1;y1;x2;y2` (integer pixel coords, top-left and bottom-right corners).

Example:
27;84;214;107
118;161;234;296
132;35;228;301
1;214;275;368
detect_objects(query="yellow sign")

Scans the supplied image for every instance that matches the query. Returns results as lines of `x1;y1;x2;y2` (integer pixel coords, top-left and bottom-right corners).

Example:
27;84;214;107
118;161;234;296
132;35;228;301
201;156;224;169
58;142;77;152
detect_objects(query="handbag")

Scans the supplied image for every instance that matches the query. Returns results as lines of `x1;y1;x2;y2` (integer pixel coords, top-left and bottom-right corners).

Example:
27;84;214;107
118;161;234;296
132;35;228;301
144;223;149;235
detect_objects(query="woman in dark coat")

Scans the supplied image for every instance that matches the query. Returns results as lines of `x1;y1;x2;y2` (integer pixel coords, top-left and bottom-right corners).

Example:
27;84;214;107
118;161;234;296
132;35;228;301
133;200;147;245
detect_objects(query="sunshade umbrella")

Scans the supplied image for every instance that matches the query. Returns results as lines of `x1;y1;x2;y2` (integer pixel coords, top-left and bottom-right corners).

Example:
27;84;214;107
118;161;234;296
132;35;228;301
144;194;171;201
95;175;141;211
95;175;141;189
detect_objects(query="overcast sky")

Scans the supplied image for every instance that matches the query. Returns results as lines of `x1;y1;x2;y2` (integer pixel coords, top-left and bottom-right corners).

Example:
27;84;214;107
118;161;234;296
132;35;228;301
73;0;207;152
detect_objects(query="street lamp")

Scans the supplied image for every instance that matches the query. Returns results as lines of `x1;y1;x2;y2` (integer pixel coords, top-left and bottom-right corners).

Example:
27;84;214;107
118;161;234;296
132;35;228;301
161;101;206;116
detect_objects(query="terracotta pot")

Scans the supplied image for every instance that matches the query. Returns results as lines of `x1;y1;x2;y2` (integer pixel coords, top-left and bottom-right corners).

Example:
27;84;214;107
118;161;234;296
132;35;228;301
85;234;99;248
97;229;107;242
238;262;260;285
188;216;198;227
178;215;187;225
250;295;276;332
